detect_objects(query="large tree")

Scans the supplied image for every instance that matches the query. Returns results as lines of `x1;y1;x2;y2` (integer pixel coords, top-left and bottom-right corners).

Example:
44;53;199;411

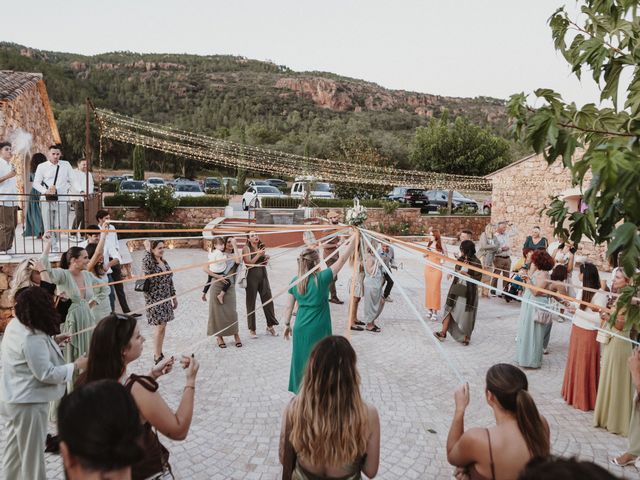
409;116;512;176
508;0;640;324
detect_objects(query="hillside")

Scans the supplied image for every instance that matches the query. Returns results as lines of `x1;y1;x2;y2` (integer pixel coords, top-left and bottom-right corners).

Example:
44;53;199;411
0;42;521;175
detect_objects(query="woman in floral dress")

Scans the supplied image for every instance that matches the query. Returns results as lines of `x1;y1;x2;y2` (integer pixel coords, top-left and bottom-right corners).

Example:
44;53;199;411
142;239;177;364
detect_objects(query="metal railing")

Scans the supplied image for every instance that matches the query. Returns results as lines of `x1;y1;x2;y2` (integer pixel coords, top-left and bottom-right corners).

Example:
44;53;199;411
0;193;102;256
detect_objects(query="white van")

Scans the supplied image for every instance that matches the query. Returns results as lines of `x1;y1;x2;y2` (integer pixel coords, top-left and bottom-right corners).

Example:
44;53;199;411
290;179;335;199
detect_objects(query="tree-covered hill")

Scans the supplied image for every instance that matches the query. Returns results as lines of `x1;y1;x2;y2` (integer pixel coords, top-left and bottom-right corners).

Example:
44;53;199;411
0;42;526;176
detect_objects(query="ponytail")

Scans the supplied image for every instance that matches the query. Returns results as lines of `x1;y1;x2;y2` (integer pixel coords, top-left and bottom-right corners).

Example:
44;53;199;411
297;249;319;296
515;389;550;458
60;246;85;270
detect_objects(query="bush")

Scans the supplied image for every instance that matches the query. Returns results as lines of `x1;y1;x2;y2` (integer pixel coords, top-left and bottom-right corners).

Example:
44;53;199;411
261;197;303;208
100;182;118;193
103;194;145;207
177;195;228;207
381;200;399;215
145;186;179;220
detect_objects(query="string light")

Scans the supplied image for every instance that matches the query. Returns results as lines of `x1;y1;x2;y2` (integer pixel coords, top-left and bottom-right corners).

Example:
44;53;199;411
93;108;492;191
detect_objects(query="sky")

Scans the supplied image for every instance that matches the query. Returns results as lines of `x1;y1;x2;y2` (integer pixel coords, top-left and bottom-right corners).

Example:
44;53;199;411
3;0;602;106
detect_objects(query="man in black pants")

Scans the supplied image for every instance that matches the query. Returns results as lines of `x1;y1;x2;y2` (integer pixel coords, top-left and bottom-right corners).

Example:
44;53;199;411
378;243;397;301
96;210;140;317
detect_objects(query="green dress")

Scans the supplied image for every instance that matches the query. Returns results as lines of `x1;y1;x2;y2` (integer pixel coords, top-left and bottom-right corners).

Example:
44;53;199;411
42;254;98;367
288;268;334;393
90;272;112;322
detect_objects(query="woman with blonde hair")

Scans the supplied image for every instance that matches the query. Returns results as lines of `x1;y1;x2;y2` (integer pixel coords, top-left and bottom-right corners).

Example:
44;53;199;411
8;257;55;301
283;235;355;393
477;223;499;298
279;335;380;479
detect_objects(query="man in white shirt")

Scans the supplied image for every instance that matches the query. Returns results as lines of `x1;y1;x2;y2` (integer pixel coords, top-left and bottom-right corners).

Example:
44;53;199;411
491;221;513;296
96;210;139;317
33;145;74;251
70;159;94;238
0;141;18;252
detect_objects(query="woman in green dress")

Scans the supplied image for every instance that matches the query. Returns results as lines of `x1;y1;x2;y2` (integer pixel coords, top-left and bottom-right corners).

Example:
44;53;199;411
24;153;45;238
41;233;104;383
283;235;355;394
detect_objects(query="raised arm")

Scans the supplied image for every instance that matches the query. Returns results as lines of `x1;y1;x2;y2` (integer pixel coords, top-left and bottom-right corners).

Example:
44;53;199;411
87;230;108;273
329;236;356;276
40;234;67;285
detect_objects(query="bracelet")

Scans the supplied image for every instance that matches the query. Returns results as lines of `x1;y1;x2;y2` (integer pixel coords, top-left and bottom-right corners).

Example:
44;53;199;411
184;385;195;391
37;270;44;273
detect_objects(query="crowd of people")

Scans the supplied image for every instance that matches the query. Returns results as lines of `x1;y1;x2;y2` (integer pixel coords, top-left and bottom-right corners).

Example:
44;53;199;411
0;139;638;478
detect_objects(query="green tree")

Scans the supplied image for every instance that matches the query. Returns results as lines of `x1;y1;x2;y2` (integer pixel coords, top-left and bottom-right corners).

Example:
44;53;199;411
507;1;640;325
409;117;512;176
132;145;146;180
236;168;247;192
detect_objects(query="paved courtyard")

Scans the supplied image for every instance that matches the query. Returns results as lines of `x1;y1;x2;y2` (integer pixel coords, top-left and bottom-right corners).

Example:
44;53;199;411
0;244;637;479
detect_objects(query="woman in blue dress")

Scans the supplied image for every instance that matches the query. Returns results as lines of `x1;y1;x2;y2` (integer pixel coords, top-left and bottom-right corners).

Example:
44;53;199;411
24;153;45;238
515;250;555;369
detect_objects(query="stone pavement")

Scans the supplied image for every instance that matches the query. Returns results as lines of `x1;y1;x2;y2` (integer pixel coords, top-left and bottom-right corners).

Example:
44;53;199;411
0;245;637;479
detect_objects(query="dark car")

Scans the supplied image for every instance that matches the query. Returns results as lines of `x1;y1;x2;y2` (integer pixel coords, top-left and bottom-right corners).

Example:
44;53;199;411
105;175;124;183
204;177;221;190
403;189;430;209
424;190;479;213
265;178;288;189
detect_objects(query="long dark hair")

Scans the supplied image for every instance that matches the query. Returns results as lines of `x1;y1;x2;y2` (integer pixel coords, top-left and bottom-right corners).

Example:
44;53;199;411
30;152;47;174
579;262;600;311
60;246;86;269
81;314;137;385
459;239;476;259
84;243;105;276
486;363;549;458
14;286;60;336
58;379;143;472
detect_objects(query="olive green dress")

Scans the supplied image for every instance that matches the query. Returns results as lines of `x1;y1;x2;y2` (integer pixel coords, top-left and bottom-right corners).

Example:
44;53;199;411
90;272;112;323
593;327;634;436
288;268;333;394
629;396;640;456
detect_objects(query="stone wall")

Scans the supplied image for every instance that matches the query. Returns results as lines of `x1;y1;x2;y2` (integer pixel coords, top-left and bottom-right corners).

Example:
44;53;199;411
487;151;609;270
105;206;226;225
0;81;59;196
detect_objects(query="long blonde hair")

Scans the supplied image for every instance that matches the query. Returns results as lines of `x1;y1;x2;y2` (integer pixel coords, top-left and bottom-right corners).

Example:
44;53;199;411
9;258;37;303
288;336;369;467
484;223;495;239
297;248;319;296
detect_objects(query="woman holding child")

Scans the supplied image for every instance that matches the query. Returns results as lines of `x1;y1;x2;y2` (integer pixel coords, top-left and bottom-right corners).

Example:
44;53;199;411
205;236;242;348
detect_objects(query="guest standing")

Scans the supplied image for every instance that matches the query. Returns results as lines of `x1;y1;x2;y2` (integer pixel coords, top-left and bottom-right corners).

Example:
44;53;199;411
515;250;555;369
0;141;18;252
542;263;570;353
611;348;640;467
279;336;380;480
434;240;482;346
8;256;56;298
424;228;446;320
523;226;548;251
24;152;46;238
446;364;550;480
283;236;355;393
363;246;385;333
70;158;94;238
33;145;74;251
550;240;576;272
84;232;113;322
0;287;87;480
80;314;199;480
378;243;396;301
478;223;499;298
491;221;513;297
561;263;606;411
206;236;243;348
594;269;635;436
243;231;279;338
142;240;177;364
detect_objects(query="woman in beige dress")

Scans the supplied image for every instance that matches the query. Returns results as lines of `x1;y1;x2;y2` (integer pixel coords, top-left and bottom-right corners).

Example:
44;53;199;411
206;237;242;348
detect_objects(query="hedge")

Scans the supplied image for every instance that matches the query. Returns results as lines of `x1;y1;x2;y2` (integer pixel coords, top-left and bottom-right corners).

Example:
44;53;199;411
100;182;119;193
104;194;228;208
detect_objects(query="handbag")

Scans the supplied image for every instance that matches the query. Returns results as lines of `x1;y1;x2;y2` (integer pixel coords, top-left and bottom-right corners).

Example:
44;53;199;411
135;278;151;293
534;310;553;325
237;266;248;289
44;165;60;201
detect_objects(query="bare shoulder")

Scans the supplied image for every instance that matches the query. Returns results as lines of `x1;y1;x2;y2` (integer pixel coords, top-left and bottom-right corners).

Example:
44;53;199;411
365;403;380;423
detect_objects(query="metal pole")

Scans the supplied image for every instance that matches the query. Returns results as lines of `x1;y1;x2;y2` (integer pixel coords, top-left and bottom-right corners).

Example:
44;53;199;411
84;98;92;228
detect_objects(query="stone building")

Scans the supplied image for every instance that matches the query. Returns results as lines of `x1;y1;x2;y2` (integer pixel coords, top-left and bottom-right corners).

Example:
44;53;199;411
0;70;61;195
486;150;609;270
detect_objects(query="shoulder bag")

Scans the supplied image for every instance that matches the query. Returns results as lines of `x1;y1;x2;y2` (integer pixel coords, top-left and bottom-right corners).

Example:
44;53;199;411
134;278;151;293
45;165;60;201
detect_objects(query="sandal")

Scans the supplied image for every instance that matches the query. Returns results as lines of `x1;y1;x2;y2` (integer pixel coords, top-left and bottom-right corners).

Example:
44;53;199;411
462;338;470;346
154;353;165;365
350;325;364;331
433;332;446;341
217;341;227;349
355;320;365;326
235;342;243;348
610;455;638;467
266;326;279;337
366;325;381;333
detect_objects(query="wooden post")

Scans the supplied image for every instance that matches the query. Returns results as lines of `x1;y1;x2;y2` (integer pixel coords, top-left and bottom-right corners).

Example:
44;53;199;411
345;227;361;340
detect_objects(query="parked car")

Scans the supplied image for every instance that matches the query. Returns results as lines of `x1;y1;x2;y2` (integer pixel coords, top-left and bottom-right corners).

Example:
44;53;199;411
483;199;492;215
403;189;430;209
118;180;146;195
388;186;410;202
265;178;288;189
146;177;166;189
248;180;270;187
242;185;284;210
423;190;479;213
122;174;134;181
204;177;221;190
105;175;124;183
173;182;205;198
172;177;195;185
290;179;335;199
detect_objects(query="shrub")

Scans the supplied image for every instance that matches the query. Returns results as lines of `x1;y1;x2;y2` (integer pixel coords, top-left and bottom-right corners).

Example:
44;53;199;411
178;195;228;207
132;145;145;180
145;186;179;220
381;200;399;215
103;194;145;207
100;182;118;193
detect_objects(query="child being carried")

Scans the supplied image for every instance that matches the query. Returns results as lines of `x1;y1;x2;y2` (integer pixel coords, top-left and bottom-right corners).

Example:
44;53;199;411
202;236;231;304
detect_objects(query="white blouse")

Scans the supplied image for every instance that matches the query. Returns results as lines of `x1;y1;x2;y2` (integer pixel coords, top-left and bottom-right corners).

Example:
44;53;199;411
572;291;607;331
